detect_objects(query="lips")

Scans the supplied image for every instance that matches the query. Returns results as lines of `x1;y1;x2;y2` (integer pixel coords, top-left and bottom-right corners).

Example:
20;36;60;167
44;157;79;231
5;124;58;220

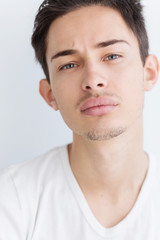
80;97;118;116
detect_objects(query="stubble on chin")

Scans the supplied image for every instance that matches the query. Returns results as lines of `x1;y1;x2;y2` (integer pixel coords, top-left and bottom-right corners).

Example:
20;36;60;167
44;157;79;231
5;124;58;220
83;127;127;141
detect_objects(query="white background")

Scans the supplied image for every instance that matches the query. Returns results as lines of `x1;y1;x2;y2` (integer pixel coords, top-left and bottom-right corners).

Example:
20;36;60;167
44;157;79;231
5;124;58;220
0;0;160;168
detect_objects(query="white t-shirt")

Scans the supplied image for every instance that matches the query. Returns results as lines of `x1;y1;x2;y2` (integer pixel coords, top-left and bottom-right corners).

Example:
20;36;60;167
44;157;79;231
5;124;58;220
0;145;160;240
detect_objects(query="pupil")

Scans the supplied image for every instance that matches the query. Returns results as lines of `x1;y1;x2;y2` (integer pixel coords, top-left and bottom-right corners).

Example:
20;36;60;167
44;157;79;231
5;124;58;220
68;64;73;68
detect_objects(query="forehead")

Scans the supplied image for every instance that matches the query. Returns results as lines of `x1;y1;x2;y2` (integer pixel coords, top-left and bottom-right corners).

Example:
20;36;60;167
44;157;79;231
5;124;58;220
46;5;138;55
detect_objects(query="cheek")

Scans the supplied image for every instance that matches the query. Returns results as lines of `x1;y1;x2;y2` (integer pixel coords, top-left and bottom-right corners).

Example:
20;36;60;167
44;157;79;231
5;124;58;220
118;60;144;91
120;69;145;116
51;71;82;107
52;81;77;114
112;60;144;107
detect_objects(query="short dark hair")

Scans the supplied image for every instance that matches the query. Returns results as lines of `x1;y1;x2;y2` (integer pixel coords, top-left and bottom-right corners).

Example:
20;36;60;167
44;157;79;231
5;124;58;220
31;0;149;83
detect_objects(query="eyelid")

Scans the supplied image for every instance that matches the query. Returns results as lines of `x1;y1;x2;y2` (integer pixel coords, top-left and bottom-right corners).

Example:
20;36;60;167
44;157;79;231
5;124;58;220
103;53;123;61
57;53;124;71
58;62;79;71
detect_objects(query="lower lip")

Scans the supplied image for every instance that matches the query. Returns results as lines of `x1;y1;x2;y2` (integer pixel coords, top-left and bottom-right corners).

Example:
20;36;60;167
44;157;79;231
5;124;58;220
81;105;118;116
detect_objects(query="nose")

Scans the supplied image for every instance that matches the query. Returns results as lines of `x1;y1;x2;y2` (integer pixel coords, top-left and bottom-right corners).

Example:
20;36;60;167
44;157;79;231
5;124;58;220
81;64;108;92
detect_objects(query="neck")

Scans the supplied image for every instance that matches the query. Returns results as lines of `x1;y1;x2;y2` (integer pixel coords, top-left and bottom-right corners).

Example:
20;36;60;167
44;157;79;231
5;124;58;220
68;116;148;198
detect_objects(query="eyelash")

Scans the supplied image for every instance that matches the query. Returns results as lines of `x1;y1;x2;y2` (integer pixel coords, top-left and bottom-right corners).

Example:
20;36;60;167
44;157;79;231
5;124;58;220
58;54;122;71
104;54;122;61
59;63;79;71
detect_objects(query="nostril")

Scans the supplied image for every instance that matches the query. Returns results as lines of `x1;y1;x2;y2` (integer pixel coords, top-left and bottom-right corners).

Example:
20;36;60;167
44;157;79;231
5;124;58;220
85;83;104;90
97;83;104;87
86;86;91;90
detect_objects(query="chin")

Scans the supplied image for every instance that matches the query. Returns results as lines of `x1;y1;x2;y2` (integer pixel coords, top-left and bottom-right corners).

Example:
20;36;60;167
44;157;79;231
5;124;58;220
81;127;127;141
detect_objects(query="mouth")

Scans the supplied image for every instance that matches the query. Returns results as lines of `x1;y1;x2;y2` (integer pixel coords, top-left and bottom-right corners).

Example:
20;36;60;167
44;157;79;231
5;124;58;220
80;97;119;116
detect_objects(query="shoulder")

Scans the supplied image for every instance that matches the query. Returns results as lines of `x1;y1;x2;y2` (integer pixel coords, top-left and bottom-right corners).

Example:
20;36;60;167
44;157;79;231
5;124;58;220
0;145;67;195
0;145;68;237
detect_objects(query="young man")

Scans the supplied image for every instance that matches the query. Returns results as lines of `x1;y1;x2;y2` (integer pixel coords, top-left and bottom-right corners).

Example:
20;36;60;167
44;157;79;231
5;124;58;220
0;0;159;239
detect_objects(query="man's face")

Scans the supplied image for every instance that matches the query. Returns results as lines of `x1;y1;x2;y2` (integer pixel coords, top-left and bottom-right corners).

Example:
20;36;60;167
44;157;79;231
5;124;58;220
43;5;156;141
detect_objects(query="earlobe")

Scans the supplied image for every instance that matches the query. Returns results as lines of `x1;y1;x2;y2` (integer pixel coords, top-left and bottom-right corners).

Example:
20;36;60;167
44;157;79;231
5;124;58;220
39;79;59;111
144;55;159;92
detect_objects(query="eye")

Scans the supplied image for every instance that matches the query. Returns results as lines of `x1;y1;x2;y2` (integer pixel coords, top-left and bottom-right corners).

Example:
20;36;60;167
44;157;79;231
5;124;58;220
59;63;78;71
104;54;122;61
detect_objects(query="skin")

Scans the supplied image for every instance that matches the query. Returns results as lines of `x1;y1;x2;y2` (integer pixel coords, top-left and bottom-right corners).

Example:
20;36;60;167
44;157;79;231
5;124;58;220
39;6;159;227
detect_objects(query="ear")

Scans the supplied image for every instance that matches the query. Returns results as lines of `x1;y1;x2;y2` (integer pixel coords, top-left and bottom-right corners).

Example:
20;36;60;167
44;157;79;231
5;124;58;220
144;55;159;92
39;79;59;111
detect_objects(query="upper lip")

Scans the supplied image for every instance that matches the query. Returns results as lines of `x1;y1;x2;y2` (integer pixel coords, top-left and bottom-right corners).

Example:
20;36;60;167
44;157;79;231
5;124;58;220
80;97;119;112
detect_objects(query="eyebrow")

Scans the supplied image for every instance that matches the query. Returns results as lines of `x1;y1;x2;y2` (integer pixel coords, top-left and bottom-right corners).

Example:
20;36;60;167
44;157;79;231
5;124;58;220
50;39;129;62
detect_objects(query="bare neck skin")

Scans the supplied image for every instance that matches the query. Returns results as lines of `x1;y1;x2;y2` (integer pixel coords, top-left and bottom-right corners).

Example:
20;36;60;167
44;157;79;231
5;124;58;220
68;116;148;227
